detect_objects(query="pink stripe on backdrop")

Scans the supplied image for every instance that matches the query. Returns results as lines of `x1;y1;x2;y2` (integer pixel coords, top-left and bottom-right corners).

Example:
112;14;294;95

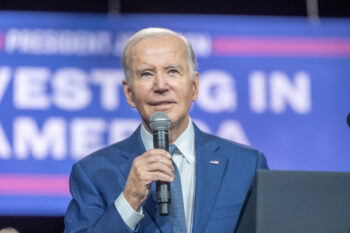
0;174;70;196
0;33;4;50
213;37;350;57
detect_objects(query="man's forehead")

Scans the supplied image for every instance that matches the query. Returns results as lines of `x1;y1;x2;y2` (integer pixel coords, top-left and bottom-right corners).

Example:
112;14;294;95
136;64;183;71
127;34;190;74
131;35;186;52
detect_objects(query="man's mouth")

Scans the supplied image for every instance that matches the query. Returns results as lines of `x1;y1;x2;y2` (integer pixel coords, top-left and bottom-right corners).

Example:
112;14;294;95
150;101;175;106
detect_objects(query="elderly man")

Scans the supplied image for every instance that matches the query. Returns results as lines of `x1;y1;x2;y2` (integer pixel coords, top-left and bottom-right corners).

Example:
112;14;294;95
64;27;268;233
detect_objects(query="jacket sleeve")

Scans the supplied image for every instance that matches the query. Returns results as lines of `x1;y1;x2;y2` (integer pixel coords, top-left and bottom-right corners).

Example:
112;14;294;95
256;151;269;170
63;163;140;233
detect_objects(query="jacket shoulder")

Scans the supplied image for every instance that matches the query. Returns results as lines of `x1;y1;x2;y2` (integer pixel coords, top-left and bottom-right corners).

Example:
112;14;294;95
196;126;264;165
75;126;142;170
195;125;260;155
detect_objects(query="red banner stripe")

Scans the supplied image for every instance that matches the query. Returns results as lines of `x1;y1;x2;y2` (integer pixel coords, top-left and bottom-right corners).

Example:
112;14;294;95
0;33;4;50
0;174;70;196
213;37;350;57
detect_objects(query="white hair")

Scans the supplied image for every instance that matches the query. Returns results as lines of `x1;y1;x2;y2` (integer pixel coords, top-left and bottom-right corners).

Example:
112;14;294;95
0;228;20;233
121;27;197;84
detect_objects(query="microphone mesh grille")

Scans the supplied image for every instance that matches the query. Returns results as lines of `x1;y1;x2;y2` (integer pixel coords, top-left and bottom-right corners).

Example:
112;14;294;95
150;112;171;131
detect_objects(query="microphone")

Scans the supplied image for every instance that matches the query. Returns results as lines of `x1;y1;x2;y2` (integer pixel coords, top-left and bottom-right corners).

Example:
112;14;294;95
150;111;171;216
347;113;350;127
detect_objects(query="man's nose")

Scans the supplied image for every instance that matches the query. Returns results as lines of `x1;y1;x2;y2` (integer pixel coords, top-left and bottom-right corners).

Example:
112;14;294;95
153;73;169;91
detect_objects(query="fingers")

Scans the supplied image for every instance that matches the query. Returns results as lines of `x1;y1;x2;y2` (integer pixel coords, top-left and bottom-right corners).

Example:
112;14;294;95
146;163;175;181
133;149;174;181
144;149;172;159
123;149;175;210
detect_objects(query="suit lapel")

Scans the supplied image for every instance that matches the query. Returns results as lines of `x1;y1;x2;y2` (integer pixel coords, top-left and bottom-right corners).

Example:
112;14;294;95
117;126;146;180
192;126;228;233
117;126;173;233
143;183;173;233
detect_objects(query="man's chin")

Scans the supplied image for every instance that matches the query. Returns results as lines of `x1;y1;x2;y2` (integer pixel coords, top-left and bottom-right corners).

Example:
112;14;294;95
148;107;174;118
151;104;175;113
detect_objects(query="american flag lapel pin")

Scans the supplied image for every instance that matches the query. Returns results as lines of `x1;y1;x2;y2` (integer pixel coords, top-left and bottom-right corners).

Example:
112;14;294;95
209;160;219;165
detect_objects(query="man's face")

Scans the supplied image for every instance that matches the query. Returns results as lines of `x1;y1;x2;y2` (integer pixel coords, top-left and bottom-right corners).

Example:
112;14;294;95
123;35;199;133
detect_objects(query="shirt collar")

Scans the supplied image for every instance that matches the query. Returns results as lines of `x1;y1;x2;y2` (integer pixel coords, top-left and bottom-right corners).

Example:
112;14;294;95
140;118;195;164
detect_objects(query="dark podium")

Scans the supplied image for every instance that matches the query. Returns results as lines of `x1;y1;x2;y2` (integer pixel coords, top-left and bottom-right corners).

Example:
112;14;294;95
236;170;350;233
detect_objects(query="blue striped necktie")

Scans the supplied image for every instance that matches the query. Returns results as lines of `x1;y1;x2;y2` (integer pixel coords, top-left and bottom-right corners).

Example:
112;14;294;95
169;144;186;233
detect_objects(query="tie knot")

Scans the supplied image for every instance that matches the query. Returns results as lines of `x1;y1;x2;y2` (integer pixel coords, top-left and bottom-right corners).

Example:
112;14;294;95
169;144;177;155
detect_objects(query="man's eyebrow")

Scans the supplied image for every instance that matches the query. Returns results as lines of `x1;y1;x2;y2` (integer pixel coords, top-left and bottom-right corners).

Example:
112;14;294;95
165;65;182;70
136;67;155;75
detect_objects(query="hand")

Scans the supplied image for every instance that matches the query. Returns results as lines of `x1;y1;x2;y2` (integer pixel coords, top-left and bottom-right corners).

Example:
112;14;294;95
123;149;175;211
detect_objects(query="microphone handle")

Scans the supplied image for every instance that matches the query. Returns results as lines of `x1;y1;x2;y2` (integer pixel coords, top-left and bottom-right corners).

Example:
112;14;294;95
153;130;171;216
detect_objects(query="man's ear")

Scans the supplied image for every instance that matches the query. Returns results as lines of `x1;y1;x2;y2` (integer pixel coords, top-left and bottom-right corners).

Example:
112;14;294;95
122;79;136;108
192;72;199;102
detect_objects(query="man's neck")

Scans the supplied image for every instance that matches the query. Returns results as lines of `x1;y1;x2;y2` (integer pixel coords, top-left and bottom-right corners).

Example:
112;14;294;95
142;116;190;144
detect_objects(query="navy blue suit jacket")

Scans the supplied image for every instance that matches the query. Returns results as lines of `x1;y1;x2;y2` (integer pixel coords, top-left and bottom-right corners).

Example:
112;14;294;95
64;124;268;233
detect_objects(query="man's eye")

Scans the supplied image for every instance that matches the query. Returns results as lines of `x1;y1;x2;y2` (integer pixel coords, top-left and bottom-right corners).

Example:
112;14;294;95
141;72;152;77
169;69;179;75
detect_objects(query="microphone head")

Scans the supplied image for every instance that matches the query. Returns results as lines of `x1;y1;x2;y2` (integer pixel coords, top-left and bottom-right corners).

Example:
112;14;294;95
150;112;171;132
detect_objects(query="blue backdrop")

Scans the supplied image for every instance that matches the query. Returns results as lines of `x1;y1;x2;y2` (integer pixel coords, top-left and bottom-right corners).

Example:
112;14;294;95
0;11;349;215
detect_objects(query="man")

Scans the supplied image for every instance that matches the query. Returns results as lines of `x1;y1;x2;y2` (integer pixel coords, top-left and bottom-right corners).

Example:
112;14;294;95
64;27;268;233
